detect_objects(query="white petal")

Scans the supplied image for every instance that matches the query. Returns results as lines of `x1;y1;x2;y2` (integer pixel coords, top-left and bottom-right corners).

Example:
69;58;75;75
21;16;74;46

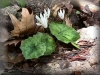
43;20;48;28
58;9;65;19
44;9;47;15
43;13;46;18
47;8;50;18
44;8;50;18
36;23;42;26
41;17;48;28
60;9;62;14
58;10;61;18
35;8;50;28
40;13;43;19
36;15;41;22
63;9;65;15
44;9;48;18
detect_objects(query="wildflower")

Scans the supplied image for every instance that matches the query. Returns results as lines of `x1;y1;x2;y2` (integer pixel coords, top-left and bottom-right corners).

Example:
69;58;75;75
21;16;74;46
36;8;50;28
58;9;65;19
44;8;50;18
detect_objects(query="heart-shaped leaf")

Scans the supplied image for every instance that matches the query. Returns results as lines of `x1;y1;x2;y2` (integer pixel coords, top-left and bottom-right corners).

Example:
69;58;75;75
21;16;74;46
20;32;56;59
49;22;80;48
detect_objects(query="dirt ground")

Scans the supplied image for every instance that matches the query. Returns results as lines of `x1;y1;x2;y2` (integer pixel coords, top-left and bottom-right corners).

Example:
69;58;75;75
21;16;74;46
0;0;100;75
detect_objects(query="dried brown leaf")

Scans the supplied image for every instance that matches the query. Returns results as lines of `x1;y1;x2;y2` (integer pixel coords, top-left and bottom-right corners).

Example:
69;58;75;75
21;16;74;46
70;55;86;61
52;4;60;17
9;54;24;64
3;52;24;64
74;71;81;75
34;25;44;33
3;62;14;69
9;8;35;36
23;63;30;71
65;1;73;15
65;17;72;27
4;39;22;46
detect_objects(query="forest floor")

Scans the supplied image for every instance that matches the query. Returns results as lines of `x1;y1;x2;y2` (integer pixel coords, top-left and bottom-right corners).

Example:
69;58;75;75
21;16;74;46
0;0;100;75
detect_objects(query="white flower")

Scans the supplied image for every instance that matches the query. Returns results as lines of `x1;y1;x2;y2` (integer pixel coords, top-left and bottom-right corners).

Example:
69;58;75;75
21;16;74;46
58;9;65;19
36;8;50;28
44;8;50;18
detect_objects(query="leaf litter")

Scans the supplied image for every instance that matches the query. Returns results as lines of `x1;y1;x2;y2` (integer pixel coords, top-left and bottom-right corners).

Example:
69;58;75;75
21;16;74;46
0;0;100;74
9;8;44;37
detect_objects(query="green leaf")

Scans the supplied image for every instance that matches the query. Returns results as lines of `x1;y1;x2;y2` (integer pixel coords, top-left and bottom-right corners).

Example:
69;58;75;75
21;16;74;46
0;0;26;8
76;11;81;14
16;0;26;7
71;42;80;49
0;0;12;8
20;32;56;59
49;22;80;48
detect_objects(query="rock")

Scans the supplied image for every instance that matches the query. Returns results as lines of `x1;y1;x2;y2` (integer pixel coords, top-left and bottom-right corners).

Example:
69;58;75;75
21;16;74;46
0;27;10;42
0;60;5;70
76;25;100;42
0;5;20;15
0;5;21;42
87;39;100;65
0;1;100;75
75;25;100;74
0;70;4;75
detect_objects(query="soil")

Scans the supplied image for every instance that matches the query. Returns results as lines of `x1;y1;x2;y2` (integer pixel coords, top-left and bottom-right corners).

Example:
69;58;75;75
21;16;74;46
0;0;100;75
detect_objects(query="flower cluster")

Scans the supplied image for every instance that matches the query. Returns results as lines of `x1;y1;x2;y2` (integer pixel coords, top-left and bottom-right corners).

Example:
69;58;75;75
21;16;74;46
36;8;50;28
58;9;65;19
36;8;65;28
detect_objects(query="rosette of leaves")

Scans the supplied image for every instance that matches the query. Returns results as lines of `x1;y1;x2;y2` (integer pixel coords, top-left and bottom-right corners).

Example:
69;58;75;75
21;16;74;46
49;22;80;48
20;32;56;59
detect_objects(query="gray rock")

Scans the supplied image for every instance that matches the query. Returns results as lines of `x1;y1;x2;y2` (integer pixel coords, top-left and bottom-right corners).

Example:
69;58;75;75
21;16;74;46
0;5;20;15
